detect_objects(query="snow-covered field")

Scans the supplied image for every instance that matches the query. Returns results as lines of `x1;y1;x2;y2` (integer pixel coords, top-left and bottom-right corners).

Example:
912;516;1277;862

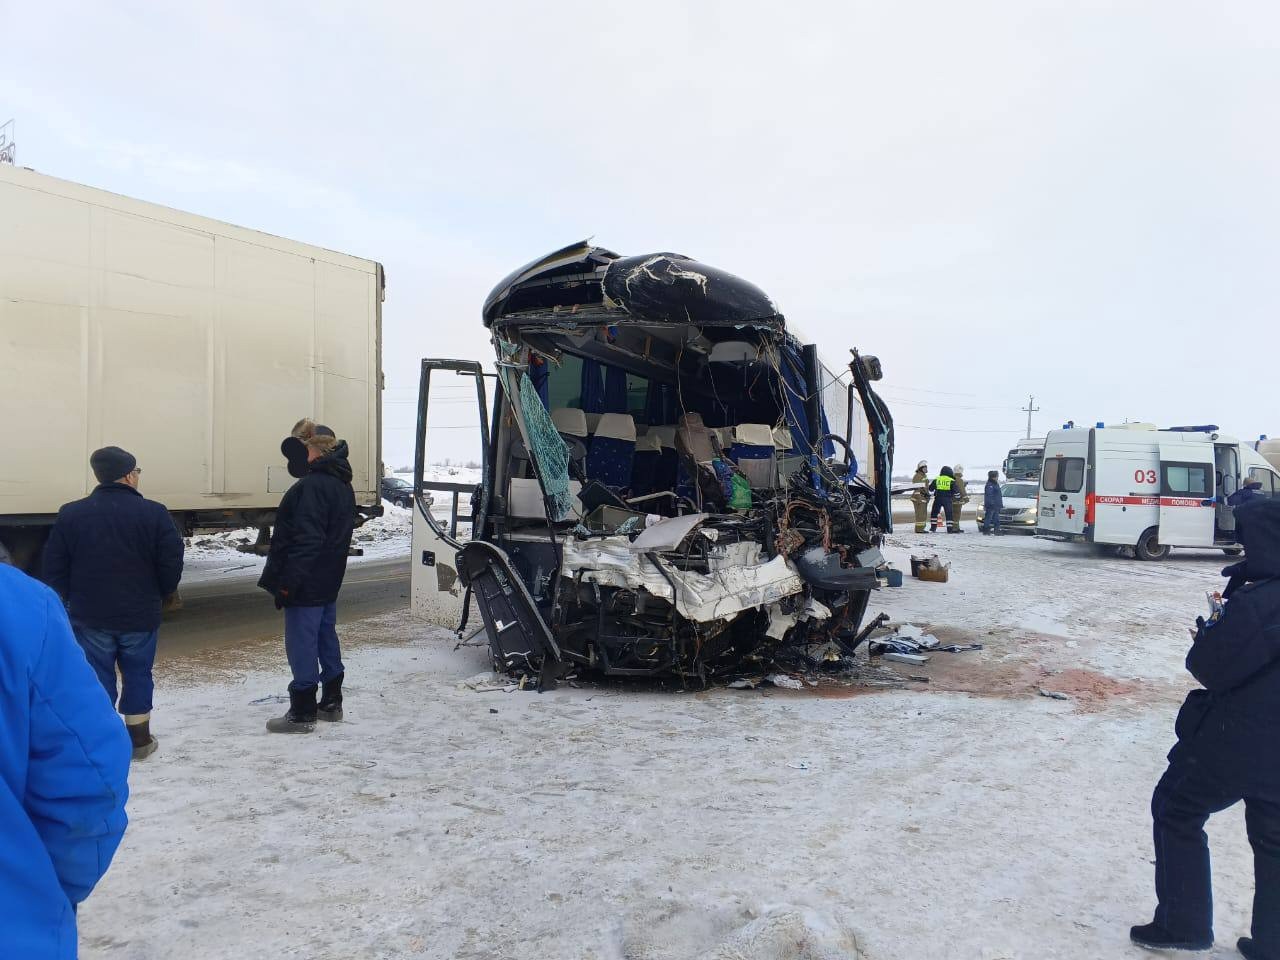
80;531;1258;960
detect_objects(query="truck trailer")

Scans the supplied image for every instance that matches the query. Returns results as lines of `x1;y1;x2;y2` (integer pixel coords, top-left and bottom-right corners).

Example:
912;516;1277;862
0;165;384;571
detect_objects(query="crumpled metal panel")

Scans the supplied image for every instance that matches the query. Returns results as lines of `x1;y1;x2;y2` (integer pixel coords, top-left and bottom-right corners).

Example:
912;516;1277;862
601;253;782;328
482;243;784;331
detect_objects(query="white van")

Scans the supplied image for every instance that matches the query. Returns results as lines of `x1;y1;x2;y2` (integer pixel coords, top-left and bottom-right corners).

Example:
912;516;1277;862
1036;425;1280;560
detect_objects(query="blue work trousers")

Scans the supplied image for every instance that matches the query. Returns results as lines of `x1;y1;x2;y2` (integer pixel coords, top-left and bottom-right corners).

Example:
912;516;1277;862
73;625;159;715
284;602;344;693
983;507;1002;534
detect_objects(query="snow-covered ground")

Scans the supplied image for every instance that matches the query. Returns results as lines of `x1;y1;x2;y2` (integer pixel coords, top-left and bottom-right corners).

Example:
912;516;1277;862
80;531;1258;960
181;466;480;584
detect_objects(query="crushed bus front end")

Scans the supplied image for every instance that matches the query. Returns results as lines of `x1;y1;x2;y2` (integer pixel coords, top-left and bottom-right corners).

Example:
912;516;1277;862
414;242;895;686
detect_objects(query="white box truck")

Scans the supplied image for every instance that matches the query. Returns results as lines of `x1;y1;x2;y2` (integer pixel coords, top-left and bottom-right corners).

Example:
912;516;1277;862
0;165;384;571
1036;424;1280;560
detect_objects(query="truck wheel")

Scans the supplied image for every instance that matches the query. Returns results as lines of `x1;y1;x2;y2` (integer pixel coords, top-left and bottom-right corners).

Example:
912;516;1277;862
1135;528;1170;561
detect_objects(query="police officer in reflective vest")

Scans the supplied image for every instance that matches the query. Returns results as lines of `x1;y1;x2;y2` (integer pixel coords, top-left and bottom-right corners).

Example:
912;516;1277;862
929;466;957;533
911;460;930;533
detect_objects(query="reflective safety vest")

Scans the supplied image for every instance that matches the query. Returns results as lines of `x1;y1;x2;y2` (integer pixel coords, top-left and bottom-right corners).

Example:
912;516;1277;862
933;475;955;493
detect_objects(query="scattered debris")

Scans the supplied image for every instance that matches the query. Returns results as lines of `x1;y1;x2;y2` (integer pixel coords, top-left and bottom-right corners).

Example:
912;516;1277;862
1039;687;1071;701
766;673;806;690
884;652;930;665
458;672;517;693
868;621;941;658
937;643;983;653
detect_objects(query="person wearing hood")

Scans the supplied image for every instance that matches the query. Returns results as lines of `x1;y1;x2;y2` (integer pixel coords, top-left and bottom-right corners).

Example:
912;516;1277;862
258;423;356;733
1131;498;1280;959
0;563;131;960
928;466;957;533
910;461;930;533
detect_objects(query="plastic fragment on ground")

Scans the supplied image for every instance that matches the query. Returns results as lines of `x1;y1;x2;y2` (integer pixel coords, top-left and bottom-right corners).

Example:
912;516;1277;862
766;673;805;690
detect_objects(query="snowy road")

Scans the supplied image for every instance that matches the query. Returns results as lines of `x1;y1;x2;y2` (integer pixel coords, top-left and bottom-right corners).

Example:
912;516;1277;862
157;558;410;660
79;532;1259;960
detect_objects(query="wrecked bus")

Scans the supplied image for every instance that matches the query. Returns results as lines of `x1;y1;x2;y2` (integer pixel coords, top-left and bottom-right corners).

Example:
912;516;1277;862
410;242;894;685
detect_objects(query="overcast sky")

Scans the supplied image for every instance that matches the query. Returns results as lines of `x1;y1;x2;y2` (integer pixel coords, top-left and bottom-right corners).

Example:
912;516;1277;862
5;1;1276;474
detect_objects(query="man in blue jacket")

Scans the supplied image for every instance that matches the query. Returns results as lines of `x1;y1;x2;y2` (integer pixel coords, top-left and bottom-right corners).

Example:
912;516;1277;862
0;563;131;960
982;470;1004;535
44;446;184;760
1131;498;1280;959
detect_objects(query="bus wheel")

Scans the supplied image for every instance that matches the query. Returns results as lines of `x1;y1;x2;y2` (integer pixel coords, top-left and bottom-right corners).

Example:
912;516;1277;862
1135;528;1170;561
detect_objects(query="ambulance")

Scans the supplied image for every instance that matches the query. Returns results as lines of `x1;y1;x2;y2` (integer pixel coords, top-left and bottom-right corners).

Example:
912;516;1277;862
1035;424;1280;560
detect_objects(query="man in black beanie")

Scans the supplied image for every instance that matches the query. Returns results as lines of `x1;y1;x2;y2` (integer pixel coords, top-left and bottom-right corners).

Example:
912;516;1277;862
1131;498;1280;959
44;446;185;761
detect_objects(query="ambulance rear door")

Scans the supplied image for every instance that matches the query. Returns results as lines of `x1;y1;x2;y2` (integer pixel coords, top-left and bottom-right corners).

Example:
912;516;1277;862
1037;431;1088;536
1157;440;1216;547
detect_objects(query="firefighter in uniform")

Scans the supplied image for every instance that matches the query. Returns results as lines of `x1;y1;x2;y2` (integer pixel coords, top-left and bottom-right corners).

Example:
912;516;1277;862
951;466;969;533
910;461;930;533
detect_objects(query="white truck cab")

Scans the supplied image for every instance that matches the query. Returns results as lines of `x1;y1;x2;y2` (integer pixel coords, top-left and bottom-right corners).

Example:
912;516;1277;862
1036;424;1280;560
1003;438;1046;481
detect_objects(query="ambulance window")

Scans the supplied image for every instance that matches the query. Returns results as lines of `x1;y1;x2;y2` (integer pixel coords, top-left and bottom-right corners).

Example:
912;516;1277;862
1163;463;1212;497
1248;468;1278;498
1042;457;1085;492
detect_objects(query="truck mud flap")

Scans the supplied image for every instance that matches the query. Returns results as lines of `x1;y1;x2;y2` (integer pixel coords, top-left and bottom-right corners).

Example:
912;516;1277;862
456;541;564;688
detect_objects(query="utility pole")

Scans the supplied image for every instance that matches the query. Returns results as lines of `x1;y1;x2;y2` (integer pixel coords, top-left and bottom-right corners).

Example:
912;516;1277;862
1021;395;1040;440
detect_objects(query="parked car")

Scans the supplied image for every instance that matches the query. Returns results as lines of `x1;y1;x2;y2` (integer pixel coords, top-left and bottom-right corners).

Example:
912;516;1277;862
381;476;413;508
976;481;1040;531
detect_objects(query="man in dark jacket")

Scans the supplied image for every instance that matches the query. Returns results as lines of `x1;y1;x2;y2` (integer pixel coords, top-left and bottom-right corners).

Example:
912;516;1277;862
928;466;957;533
259;425;356;733
1131;498;1280;959
1229;479;1266;508
44;446;184;761
0;564;131;959
982;470;1004;535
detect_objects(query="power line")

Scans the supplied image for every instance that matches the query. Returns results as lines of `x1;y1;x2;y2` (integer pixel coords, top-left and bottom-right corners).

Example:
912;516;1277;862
894;423;1023;434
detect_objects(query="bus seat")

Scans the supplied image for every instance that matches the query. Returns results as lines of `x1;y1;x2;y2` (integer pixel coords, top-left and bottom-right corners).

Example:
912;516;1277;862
732;423;778;489
586;413;637;488
550;407;589;439
631;432;662;496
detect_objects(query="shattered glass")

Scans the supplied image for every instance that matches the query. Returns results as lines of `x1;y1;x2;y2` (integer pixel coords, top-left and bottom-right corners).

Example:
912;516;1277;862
497;343;576;522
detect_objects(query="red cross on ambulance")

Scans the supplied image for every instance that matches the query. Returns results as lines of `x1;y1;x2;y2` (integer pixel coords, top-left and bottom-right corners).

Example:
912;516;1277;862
1065;505;1076;519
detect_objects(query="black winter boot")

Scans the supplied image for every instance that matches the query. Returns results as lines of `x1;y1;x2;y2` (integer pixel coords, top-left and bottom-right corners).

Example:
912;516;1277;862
318;672;344;722
1129;922;1212;952
266;687;318;734
125;714;159;761
1240;938;1280;960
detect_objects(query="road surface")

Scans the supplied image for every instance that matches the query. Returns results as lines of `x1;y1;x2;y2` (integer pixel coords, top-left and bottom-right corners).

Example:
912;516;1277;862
158;557;410;661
